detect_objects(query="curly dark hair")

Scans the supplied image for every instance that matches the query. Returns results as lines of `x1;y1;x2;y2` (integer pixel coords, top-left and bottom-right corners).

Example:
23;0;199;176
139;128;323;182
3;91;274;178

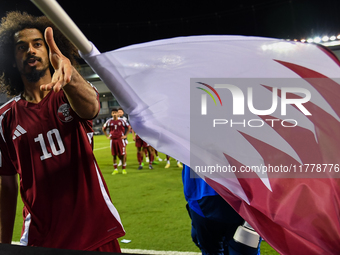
0;11;80;96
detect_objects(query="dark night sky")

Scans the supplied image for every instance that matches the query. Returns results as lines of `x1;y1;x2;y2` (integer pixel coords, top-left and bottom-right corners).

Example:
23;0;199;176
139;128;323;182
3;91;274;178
0;0;339;52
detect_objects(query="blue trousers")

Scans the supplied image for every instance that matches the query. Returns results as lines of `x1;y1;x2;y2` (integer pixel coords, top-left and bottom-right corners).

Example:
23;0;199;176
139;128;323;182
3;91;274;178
187;195;260;255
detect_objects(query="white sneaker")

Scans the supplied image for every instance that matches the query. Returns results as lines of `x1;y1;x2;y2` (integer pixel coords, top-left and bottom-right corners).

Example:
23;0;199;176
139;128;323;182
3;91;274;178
145;157;149;163
118;160;122;166
157;156;163;162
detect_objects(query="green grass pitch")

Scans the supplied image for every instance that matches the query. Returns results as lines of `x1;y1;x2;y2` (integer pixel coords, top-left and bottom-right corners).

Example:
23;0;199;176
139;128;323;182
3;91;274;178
12;134;278;254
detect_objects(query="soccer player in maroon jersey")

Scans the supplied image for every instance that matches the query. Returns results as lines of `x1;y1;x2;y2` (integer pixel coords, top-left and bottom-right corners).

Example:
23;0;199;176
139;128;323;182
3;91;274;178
132;129;155;170
102;108;129;174
117;107;130;167
0;12;124;252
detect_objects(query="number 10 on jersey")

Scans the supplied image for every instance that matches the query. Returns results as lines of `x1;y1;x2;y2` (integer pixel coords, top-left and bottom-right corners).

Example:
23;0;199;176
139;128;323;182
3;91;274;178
34;129;65;160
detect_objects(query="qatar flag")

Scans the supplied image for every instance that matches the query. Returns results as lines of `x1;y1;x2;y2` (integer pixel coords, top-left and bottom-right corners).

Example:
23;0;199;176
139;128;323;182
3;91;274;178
79;36;340;254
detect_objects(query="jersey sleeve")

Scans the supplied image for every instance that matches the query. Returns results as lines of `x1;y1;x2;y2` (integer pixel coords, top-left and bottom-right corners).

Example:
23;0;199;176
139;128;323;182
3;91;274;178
103;119;111;128
0;109;16;176
0;127;16;175
0;146;16;176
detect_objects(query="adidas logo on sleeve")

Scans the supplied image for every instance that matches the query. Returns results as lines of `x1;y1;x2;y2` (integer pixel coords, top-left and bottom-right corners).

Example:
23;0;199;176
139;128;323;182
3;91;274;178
13;125;27;140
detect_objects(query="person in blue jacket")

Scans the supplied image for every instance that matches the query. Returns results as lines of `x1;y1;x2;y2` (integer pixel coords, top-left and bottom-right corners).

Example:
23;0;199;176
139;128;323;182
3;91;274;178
182;165;261;255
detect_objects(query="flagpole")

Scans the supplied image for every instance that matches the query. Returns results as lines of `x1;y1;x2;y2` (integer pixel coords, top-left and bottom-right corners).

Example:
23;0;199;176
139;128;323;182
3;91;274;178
30;0;93;55
31;0;146;116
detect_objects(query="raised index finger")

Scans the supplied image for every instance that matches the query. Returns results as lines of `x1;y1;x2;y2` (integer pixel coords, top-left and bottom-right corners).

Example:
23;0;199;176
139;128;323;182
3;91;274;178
44;27;63;57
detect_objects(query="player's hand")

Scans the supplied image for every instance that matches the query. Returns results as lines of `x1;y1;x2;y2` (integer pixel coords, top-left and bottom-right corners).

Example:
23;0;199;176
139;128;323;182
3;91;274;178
121;135;127;139
106;136;110;139
40;27;73;93
132;136;136;141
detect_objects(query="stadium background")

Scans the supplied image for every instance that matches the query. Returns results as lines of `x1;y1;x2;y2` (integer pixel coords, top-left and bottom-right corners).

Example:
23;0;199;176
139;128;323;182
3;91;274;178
0;0;340;254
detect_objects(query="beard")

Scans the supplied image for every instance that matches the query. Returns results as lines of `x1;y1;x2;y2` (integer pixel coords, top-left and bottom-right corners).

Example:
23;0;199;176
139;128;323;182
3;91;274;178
22;55;49;83
23;66;49;83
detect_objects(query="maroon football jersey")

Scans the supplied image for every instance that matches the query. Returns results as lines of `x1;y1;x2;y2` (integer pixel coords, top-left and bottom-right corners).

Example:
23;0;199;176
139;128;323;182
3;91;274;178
0;90;125;250
103;118;127;139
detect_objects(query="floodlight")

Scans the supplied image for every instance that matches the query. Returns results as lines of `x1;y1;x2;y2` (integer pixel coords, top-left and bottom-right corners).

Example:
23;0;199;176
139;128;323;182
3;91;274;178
313;37;321;43
322;36;329;42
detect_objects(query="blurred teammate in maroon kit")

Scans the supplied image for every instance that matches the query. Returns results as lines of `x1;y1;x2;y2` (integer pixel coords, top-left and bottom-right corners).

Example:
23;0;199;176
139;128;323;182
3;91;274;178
117;107;130;167
103;108;130;174
132;129;155;169
165;155;183;169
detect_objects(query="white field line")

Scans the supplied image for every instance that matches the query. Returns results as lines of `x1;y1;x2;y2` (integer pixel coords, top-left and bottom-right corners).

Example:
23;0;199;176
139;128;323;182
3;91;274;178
93;146;110;151
93;141;135;151
11;242;200;255
121;249;200;255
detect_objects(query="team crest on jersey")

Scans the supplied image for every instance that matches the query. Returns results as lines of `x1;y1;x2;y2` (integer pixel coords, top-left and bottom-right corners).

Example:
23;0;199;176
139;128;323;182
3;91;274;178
57;103;74;122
